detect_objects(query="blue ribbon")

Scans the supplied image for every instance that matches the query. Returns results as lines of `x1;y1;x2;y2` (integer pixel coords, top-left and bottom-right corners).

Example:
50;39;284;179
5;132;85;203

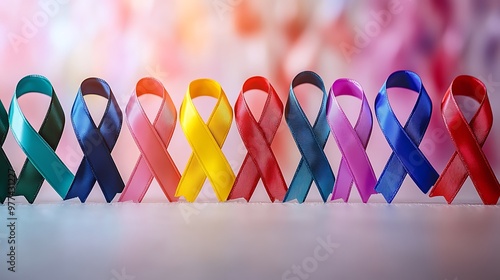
284;71;335;203
65;78;124;202
374;70;439;203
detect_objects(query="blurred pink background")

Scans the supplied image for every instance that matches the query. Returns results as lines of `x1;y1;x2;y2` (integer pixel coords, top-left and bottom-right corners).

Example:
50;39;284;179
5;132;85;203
1;0;499;203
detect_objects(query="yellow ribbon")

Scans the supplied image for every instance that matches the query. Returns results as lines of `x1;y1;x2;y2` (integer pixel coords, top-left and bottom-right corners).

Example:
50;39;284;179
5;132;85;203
176;79;235;202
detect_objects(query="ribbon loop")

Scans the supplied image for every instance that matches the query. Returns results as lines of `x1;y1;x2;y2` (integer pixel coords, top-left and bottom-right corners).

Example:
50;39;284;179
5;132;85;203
9;75;74;203
375;70;439;203
0;101;16;203
228;76;287;202
430;75;500;204
119;77;180;202
176;79;235;202
65;78;124;202
326;79;376;202
283;71;335;203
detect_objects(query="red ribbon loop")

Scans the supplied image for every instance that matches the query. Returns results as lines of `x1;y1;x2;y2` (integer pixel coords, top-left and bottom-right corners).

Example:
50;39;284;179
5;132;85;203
228;76;288;202
430;75;500;205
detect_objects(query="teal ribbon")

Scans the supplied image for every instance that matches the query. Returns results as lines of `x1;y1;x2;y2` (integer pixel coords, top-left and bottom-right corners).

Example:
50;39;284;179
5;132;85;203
0;100;15;203
9;75;74;203
283;71;335;203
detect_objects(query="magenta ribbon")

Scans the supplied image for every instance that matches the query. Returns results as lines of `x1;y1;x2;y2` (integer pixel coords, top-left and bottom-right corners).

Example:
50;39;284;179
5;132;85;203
326;79;377;202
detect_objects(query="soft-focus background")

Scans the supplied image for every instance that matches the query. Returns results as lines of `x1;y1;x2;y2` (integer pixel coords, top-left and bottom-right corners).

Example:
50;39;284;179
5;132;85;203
1;0;499;203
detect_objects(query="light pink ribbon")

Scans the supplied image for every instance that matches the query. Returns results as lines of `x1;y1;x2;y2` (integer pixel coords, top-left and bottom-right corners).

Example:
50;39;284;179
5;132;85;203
326;79;377;202
119;78;180;202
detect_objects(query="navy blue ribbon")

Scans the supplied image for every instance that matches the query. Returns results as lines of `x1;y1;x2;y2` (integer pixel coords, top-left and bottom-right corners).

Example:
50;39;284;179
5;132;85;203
65;78;124;202
374;70;439;203
284;71;335;203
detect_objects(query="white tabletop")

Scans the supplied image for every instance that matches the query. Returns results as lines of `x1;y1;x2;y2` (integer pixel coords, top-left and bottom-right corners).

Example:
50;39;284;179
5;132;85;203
0;202;498;280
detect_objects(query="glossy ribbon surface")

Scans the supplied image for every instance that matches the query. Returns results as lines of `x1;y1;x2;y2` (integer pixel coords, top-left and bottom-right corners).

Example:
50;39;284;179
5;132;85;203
375;70;439;203
284;71;335;203
65;78;124;202
228;76;287;202
119;78;180;202
326;79;376;203
176;79;234;202
9;75;74;203
0;101;15;203
430;75;500;204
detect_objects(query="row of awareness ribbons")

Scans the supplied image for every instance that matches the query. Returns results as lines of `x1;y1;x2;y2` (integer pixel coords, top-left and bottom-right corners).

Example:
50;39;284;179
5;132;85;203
0;70;499;205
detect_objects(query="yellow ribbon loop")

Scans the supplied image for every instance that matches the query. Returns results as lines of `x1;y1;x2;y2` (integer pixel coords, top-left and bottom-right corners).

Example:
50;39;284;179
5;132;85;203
176;79;235;202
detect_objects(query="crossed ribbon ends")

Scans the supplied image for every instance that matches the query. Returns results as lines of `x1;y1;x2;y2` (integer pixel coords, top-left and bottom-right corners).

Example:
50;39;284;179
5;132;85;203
284;71;335;203
430;75;500;205
175;79;235;202
9;75;74;203
375;70;439;203
228;76;287;202
326;78;377;202
65;78;124;203
119;77;180;202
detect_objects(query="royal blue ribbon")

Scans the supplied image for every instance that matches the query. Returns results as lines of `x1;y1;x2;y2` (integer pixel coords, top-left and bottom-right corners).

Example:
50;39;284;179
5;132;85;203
374;70;439;203
65;78;124;202
284;71;335;203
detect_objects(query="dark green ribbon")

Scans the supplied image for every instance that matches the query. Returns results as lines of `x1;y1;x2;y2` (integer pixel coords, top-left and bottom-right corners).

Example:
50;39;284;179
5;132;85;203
0;101;16;203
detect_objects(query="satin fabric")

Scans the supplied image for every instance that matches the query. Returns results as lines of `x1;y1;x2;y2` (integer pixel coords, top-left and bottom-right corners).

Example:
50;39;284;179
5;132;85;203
375;70;439;203
119;77;180;202
176;79;235;202
326;79;376;203
429;75;500;205
65;78;124;203
0;100;15;203
283;71;335;203
228;76;287;202
9;75;74;203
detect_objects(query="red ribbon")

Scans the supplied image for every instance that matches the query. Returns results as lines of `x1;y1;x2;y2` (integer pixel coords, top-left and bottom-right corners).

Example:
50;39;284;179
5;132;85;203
228;76;288;202
429;75;500;205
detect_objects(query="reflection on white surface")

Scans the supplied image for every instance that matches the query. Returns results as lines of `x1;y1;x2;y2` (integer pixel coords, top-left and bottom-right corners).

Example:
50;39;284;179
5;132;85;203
0;203;499;280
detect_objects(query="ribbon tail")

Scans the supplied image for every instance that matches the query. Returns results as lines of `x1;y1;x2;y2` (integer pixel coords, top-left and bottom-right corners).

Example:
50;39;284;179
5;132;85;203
0;152;13;203
284;159;314;203
228;155;260;201
375;152;407;203
120;156;153;202
176;154;207;202
331;159;353;202
14;161;45;204
66;158;96;202
429;153;467;203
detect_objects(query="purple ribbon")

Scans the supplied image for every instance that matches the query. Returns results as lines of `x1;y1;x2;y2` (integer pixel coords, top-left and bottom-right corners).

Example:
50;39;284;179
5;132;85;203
326;79;377;202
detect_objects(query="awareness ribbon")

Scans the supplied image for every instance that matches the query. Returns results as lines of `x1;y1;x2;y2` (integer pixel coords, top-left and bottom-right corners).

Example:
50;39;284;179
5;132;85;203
175;79;235;202
228;76;288;202
119;77;180;202
0;101;16;204
326;79;377;203
429;75;500;205
9;75;74;203
375;70;439;203
65;78;124;203
284;71;335;203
